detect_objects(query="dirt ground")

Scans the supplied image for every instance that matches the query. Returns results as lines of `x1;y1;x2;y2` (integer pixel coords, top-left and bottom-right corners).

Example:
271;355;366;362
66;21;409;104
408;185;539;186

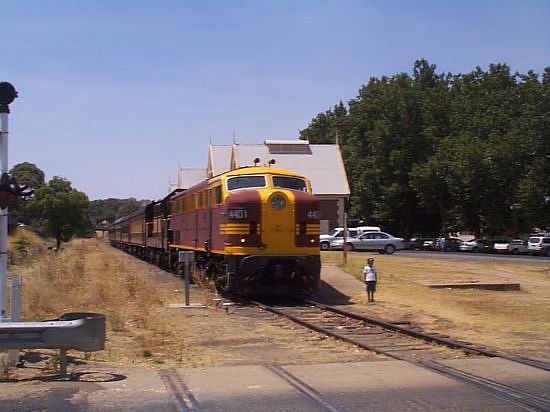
2;237;550;380
323;251;550;363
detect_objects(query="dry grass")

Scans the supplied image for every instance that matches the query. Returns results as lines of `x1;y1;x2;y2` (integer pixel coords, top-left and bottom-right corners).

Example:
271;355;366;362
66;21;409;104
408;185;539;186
2;231;195;373
2;232;549;378
323;251;550;360
4;233;367;374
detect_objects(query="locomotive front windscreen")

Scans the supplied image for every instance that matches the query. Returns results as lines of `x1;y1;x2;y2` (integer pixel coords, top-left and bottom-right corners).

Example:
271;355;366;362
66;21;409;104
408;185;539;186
227;175;267;191
272;176;307;192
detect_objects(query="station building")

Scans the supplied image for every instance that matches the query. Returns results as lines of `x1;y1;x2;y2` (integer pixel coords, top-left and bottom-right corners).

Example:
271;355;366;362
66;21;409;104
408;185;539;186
172;140;350;234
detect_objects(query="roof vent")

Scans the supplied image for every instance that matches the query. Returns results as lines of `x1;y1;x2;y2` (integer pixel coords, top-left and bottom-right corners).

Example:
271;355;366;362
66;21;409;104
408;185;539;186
264;140;310;154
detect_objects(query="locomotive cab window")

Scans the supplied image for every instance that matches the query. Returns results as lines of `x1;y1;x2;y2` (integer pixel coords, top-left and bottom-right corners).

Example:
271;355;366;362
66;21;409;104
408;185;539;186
227;175;266;191
272;176;308;192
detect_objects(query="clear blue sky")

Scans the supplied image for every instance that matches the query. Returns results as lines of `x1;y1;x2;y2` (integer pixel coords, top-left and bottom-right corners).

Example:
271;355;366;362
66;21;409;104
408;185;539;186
1;0;549;200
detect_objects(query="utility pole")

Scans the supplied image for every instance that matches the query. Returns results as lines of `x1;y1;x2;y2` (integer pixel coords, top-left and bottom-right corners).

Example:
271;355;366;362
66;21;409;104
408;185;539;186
0;82;18;320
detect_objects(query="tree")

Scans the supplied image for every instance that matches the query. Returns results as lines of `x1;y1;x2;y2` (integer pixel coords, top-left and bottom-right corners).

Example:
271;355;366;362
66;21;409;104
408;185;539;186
87;197;149;227
10;162;45;190
300;61;550;237
27;177;90;249
8;162;46;227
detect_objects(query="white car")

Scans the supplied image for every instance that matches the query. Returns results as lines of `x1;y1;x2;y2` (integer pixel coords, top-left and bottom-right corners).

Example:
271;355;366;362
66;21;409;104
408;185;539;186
331;231;405;254
527;236;550;256
507;239;529;254
319;228;360;251
492;240;510;253
459;239;490;252
320;226;380;251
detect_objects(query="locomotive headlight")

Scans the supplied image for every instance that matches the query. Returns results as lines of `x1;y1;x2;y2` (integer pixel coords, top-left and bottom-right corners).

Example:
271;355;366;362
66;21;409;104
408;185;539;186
307;210;320;220
270;195;286;210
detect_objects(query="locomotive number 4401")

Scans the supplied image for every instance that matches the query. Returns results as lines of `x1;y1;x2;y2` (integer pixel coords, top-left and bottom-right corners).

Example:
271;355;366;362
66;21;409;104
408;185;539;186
228;208;248;220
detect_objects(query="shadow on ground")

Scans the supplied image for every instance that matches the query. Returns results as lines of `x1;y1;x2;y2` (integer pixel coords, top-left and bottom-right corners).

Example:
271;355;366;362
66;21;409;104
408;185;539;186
313;281;353;305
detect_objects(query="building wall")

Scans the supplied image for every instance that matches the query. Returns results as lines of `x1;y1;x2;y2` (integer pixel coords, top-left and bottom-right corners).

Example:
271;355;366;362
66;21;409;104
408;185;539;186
318;199;338;234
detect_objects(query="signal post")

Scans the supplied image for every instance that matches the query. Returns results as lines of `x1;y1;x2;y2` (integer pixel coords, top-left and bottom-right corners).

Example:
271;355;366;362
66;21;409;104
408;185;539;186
0;81;18;321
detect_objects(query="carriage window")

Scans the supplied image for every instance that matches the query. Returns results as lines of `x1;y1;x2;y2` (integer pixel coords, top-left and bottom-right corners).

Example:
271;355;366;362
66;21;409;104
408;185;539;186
272;176;307;192
214;186;222;204
227;175;266;191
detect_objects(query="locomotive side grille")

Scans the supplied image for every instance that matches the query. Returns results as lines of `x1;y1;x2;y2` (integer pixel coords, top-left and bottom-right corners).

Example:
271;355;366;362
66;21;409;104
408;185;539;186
220;223;260;235
295;223;321;235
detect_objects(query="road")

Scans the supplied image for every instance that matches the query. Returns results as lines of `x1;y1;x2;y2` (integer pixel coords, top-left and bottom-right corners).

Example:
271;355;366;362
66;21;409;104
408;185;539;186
397;249;550;264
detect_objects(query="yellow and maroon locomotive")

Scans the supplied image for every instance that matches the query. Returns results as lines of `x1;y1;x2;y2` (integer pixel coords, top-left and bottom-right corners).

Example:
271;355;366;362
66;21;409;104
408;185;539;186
109;166;321;297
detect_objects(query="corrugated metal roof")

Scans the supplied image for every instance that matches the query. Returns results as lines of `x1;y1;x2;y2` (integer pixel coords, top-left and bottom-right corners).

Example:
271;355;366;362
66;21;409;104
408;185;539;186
209;140;350;196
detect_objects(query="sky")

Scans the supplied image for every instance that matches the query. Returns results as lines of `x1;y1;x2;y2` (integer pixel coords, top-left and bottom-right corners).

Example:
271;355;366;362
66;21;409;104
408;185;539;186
1;0;549;201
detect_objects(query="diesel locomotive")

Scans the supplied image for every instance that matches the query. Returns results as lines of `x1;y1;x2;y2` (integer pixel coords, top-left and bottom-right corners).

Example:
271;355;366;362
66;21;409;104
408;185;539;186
109;165;321;296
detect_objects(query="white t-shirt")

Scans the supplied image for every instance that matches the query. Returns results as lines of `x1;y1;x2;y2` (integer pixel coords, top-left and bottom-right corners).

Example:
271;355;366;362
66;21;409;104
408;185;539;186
363;265;377;282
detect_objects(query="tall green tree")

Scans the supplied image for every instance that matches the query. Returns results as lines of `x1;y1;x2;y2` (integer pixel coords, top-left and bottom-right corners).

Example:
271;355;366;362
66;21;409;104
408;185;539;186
8;162;46;227
87;197;148;227
27;177;90;249
10;162;45;190
300;61;550;237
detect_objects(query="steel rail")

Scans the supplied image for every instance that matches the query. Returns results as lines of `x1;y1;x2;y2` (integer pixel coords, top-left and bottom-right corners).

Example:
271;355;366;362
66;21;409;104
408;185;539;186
264;364;347;412
251;299;550;411
421;360;550;411
306;299;550;373
250;299;460;361
159;368;203;412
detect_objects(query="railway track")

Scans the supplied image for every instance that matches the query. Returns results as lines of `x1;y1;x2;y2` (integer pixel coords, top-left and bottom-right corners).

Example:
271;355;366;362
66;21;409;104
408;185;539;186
249;298;550;411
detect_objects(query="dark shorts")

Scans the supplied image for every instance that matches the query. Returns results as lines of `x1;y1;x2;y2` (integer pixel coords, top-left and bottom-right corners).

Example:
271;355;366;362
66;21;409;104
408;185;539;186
366;281;376;292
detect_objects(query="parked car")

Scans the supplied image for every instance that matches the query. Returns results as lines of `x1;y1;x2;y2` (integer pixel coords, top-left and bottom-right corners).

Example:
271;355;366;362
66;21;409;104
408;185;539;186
492;240;511;254
441;237;463;252
320;226;381;251
320;227;360;251
331;231;405;254
356;226;381;233
507;239;529;255
459;239;490;252
422;238;437;251
527;236;550;256
407;237;434;250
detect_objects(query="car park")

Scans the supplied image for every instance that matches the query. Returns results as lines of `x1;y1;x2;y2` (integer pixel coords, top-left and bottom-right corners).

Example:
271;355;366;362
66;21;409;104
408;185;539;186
459;238;490;252
331;231;405;254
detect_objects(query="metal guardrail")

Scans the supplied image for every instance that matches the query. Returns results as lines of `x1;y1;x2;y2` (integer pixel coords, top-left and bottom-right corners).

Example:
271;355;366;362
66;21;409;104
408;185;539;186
0;312;105;377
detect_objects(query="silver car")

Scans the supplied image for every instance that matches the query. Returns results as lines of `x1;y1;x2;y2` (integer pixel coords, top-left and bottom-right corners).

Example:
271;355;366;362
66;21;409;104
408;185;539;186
331;231;405;254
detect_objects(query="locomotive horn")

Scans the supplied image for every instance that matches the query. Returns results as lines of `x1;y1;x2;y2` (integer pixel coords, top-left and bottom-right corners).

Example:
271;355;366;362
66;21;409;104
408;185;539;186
253;158;260;166
268;159;276;166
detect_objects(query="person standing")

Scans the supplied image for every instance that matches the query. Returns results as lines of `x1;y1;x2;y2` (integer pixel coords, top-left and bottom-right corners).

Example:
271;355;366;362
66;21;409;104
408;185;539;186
439;236;446;252
363;257;378;303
